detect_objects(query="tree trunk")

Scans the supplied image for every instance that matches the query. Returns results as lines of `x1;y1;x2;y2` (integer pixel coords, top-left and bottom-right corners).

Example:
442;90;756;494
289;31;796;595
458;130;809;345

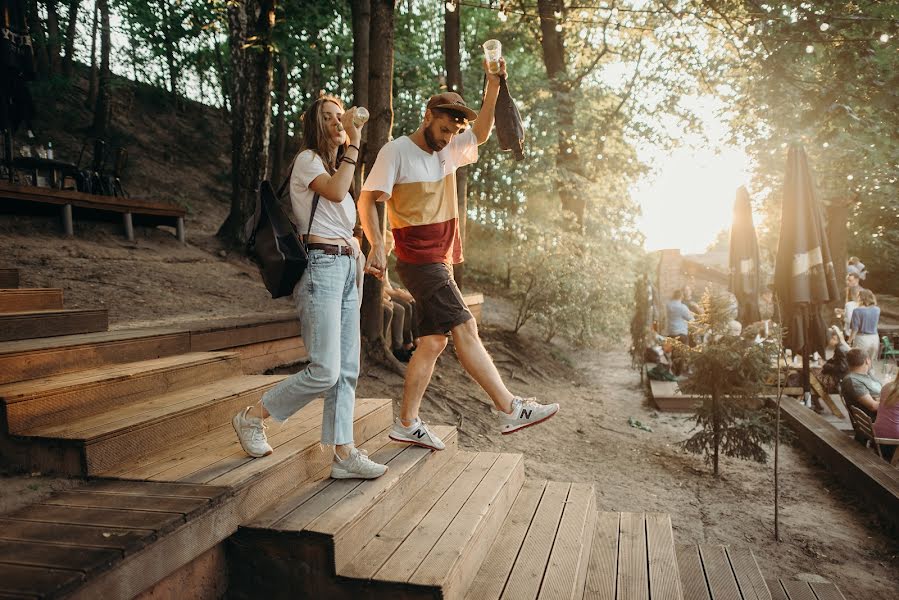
86;1;99;109
217;0;276;247
712;391;720;477
444;0;467;289
350;0;370;195
27;0;49;77
62;0;79;77
92;0;112;138
360;0;394;345
159;0;179;106
536;0;583;224
46;0;62;75
271;55;289;184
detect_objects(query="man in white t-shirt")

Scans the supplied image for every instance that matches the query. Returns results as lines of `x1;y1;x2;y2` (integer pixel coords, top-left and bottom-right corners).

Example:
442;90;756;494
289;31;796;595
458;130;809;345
358;58;559;451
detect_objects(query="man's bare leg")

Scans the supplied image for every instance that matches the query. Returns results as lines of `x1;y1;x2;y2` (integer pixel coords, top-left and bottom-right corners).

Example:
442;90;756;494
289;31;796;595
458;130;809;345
451;318;514;414
399;334;448;426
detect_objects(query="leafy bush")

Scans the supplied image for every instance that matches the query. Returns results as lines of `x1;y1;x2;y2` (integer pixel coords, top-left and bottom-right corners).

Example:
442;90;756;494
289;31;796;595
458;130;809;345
678;290;776;475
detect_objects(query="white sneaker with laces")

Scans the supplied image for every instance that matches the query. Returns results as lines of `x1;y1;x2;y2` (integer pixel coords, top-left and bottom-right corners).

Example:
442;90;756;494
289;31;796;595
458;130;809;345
232;406;273;457
331;448;388;479
500;397;559;435
388;417;446;451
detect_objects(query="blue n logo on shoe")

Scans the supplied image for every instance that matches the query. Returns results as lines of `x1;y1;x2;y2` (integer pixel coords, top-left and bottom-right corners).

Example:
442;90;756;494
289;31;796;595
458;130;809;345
520;409;532;419
413;429;426;439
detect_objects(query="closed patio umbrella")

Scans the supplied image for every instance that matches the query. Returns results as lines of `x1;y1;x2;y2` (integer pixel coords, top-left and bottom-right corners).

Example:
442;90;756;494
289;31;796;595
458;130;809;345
729;186;761;325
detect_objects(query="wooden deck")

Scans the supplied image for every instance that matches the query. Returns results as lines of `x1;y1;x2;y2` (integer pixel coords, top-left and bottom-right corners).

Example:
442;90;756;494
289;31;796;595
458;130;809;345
778;397;899;530
767;578;847;600
0;271;847;599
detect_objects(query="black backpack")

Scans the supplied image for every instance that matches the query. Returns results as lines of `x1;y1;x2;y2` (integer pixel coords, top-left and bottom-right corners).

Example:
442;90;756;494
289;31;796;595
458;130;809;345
245;168;320;299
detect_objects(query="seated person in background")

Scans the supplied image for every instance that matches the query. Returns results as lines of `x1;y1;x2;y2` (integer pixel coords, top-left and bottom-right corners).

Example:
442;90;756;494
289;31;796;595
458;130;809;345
665;289;693;346
840;348;881;421
847;256;867;281
383;230;417;362
819;326;850;394
874;380;899;461
849;289;880;362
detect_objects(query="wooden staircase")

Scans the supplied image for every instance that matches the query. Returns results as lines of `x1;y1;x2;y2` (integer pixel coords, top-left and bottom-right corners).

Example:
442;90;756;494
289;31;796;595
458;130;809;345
0;267;847;599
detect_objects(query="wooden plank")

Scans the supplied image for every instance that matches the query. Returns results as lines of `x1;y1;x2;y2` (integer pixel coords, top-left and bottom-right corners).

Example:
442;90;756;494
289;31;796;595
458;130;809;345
322;431;460;572
238;338;309;373
464;480;547;600
189;318;301;352
0;268;19;289
698;545;741;600
0;329;189;386
8;505;185;533
538;483;596;600
573;504;598;600
645;513;683;600
725;546;771;600
411;453;524;599
584;512;620;600
80;480;226;500
0;309;108;342
500;481;570;600
617;512;649;600
0;181;187;217
766;579;789;600
375;452;499;583
0;289;63;313
807;581;847;600
0;563;83;597
0;519;151;553
42;491;209;516
272;429;401;531
780;580;817;600
676;545;711;600
0;539;120;572
341;451;477;580
3;352;241;434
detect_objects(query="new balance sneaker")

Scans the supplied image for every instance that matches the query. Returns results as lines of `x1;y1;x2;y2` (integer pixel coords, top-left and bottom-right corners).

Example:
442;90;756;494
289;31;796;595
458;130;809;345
499;397;559;435
232;406;273;457
331;448;388;479
388;417;446;450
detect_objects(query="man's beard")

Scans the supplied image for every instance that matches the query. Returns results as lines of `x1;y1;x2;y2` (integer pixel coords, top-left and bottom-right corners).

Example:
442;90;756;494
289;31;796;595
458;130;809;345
423;127;445;152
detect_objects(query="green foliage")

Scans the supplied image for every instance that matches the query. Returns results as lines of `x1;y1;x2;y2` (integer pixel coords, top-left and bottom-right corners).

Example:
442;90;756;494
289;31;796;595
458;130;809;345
679;290;776;475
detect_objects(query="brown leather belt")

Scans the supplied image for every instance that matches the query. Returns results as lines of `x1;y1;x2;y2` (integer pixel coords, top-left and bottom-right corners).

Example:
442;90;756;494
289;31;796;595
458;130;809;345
307;243;355;257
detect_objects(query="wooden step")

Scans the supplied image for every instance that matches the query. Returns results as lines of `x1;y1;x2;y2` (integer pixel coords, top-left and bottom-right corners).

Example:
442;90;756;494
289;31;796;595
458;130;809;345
0;399;392;600
229;448;525;600
677;544;771;600
0;327;190;385
0;308;108;342
0;268;19;288
0;352;241;434
21;375;284;476
467;479;598;600
0;288;64;312
243;426;459;572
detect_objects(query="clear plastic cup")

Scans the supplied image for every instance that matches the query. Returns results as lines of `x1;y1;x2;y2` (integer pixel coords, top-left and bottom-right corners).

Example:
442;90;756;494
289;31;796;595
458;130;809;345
353;107;370;128
483;39;502;74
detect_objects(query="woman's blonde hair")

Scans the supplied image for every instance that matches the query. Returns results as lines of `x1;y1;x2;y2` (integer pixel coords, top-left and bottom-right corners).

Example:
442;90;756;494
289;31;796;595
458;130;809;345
859;289;877;307
884;379;899;408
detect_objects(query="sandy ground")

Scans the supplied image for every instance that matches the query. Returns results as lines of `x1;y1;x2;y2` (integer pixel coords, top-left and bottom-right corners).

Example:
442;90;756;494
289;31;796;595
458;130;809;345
0;225;896;597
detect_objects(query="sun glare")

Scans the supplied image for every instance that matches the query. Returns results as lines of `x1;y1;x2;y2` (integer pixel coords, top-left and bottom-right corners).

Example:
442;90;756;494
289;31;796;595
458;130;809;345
632;97;752;256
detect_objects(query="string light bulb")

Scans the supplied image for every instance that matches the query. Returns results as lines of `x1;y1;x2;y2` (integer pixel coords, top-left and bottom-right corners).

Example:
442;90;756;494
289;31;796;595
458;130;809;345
498;10;507;22
880;33;890;43
819;23;829;31
847;175;854;181
445;1;455;13
555;23;563;32
805;44;814;53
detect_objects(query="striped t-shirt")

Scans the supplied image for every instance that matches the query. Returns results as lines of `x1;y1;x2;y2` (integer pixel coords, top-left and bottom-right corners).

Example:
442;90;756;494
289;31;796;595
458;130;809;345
362;129;478;264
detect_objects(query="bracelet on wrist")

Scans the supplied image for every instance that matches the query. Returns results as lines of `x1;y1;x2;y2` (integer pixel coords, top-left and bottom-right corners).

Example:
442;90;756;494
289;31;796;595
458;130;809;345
347;144;360;153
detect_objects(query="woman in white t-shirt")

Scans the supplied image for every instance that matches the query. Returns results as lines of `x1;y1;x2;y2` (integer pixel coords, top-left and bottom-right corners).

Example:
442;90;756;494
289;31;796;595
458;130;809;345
232;95;386;480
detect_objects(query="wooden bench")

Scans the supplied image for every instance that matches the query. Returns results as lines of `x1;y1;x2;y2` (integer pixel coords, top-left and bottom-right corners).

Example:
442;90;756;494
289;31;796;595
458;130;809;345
777;398;899;530
0;180;187;242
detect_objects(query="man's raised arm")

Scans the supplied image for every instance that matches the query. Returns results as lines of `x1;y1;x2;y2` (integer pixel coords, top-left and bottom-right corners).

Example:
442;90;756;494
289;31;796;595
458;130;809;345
471;58;507;145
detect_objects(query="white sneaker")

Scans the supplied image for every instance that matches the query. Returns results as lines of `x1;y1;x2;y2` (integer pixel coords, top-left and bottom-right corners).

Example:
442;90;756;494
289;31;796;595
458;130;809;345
331;448;388;479
388;417;446;451
232;406;273;458
500;397;559;435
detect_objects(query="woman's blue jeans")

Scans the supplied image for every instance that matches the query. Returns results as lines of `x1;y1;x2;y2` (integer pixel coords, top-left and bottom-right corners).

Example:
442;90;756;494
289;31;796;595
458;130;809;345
261;250;359;446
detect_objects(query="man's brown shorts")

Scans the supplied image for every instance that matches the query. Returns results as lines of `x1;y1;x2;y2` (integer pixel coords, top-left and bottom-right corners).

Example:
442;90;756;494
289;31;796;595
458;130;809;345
394;260;472;337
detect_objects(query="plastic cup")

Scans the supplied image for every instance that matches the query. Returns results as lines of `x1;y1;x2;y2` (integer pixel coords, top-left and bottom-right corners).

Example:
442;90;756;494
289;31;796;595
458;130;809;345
483;39;502;74
353;107;369;128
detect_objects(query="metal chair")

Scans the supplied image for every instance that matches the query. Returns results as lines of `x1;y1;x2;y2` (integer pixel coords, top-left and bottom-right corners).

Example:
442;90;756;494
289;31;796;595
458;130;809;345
848;405;899;465
880;336;899;360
